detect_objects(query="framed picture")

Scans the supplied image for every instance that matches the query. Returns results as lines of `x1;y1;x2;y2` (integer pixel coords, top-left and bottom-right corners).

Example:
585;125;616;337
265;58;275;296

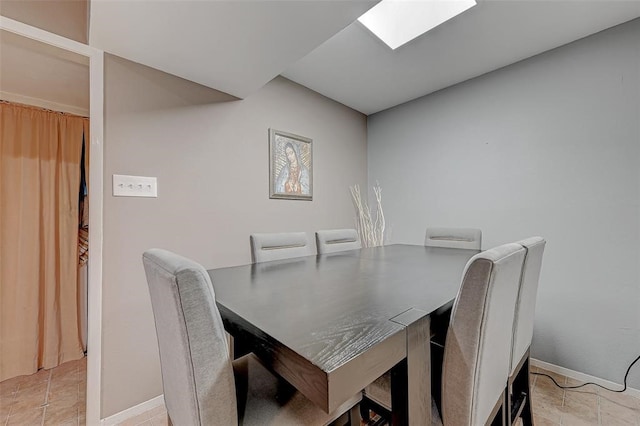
269;129;313;200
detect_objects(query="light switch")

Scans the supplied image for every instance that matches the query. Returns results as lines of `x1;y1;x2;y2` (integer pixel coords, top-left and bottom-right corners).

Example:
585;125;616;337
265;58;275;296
112;174;157;198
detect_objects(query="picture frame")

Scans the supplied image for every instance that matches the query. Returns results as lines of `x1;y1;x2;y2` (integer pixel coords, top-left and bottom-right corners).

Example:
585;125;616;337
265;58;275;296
269;129;313;200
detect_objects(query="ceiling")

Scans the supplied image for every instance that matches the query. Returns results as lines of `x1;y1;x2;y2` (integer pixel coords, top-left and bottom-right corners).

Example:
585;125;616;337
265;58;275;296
284;1;640;114
88;0;640;116
89;0;377;99
0;29;89;115
2;1;639;117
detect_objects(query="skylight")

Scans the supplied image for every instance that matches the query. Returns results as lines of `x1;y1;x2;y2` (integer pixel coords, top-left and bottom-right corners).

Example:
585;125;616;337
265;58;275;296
358;0;477;50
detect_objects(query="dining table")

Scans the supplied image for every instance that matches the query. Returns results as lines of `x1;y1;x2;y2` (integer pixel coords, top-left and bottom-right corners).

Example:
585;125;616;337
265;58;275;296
208;244;478;425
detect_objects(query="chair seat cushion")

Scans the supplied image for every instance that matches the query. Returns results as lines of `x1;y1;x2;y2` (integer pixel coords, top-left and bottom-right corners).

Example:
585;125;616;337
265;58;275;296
234;354;361;425
364;372;392;410
364;372;443;426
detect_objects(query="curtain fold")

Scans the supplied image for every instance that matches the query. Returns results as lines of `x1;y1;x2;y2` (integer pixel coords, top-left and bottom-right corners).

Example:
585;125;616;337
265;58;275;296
78;121;90;352
0;102;87;381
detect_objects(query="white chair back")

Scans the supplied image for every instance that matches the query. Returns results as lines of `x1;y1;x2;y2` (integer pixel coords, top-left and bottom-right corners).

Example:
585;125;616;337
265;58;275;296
315;229;361;254
425;227;482;250
250;232;315;263
143;249;237;425
442;243;525;425
510;237;546;376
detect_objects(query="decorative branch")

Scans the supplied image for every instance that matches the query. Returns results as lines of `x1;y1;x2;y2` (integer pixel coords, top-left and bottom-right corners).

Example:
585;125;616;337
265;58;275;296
372;184;385;246
350;183;385;247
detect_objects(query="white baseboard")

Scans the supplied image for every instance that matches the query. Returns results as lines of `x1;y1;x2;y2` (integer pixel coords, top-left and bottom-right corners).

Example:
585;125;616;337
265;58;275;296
101;395;165;426
531;358;640;398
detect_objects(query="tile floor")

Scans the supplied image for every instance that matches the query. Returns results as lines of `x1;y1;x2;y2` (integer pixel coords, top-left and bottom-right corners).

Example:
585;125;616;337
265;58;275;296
2;361;639;425
529;366;640;425
0;357;86;426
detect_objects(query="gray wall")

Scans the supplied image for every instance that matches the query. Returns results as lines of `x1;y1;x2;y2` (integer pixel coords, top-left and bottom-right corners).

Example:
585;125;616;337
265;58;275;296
0;0;87;43
102;55;367;417
368;19;640;387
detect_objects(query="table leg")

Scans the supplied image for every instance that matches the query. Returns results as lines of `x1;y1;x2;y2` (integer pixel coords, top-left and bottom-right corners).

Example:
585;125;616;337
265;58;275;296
349;404;362;426
391;314;431;426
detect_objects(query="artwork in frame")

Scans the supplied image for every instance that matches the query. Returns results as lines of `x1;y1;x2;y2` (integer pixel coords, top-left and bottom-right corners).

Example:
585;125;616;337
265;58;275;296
269;129;313;200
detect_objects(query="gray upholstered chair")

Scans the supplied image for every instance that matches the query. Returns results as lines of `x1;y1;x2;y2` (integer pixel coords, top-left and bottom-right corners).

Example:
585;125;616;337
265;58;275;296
362;243;526;425
425;227;482;250
250;232;315;263
426;227;483;370
142;249;361;425
315;229;361;254
508;237;546;426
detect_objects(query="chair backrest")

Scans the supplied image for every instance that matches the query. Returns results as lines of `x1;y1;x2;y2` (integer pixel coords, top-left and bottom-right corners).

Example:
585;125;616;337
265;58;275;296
315;229;361;254
442;243;525;425
250;232;315;263
510;237;546;376
142;249;237;426
425;227;482;250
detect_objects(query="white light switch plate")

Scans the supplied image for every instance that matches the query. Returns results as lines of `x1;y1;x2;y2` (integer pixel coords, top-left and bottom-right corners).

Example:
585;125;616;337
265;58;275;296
113;174;157;197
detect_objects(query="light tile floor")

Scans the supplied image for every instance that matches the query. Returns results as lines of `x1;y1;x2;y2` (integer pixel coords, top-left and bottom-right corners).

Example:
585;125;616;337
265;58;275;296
530;366;640;425
2;361;639;425
0;357;86;426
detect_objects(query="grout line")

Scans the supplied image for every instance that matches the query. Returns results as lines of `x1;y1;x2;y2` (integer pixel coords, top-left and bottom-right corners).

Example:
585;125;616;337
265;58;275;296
41;369;53;426
3;392;9;426
560;388;566;425
78;364;81;426
551;371;567;426
44;368;53;405
4;382;18;423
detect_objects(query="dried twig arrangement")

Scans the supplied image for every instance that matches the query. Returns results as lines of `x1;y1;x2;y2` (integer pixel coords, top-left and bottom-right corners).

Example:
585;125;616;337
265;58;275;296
350;183;385;247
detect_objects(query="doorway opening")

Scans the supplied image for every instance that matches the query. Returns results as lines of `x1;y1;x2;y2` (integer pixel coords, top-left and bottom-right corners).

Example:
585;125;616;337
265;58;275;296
0;17;104;425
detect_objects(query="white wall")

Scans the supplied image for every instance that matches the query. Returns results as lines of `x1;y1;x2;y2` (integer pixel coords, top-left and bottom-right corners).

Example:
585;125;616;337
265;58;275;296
368;19;640;387
102;55;367;417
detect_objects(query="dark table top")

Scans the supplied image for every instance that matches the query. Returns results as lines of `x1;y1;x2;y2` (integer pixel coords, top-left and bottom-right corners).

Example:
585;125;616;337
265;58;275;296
209;244;478;374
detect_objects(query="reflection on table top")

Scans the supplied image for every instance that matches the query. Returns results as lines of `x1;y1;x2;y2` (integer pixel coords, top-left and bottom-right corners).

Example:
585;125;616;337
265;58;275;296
209;244;478;373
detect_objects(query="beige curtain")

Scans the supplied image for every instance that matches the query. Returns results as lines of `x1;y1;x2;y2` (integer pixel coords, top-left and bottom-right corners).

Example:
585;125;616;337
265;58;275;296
0;102;87;381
